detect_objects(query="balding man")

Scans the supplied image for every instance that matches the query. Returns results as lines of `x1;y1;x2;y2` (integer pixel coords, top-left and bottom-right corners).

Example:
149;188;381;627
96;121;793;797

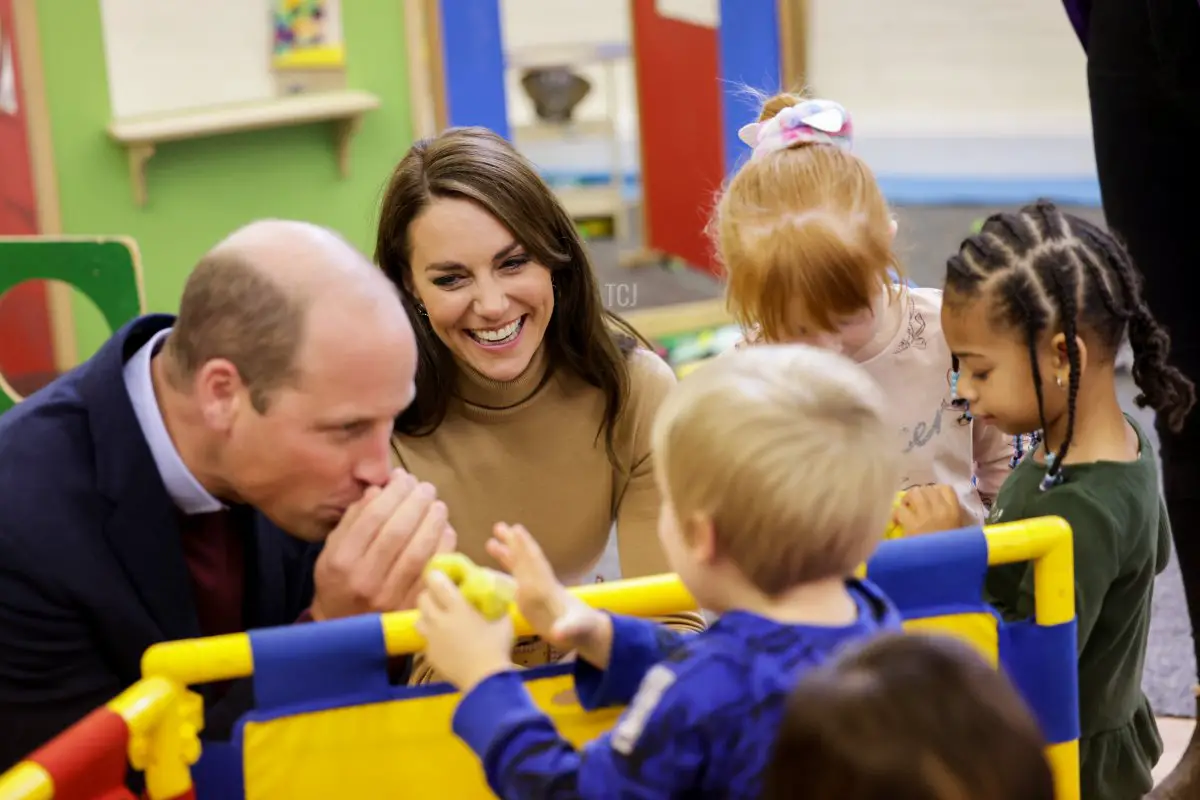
0;221;453;771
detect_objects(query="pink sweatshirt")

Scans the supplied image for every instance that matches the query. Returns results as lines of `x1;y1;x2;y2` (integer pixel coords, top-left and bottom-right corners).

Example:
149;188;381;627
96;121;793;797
734;286;1012;523
856;286;1012;522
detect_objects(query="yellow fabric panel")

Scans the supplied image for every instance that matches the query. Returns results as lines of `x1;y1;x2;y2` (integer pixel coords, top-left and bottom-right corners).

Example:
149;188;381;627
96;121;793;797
902;612;999;667
241;672;622;800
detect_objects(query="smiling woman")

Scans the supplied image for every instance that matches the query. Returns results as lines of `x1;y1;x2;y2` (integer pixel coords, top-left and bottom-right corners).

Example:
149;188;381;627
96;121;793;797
375;127;706;680
408;200;554;385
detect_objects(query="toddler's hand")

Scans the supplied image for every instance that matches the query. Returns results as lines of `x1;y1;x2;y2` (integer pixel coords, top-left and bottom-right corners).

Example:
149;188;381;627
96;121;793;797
486;523;608;654
415;570;515;692
893;485;966;535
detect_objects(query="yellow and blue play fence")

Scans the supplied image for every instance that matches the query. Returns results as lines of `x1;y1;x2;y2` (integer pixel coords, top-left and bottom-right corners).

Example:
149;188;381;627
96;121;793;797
0;517;1079;800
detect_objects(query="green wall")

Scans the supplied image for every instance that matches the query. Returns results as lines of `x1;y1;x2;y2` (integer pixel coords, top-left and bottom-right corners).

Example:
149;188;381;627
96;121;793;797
38;0;414;359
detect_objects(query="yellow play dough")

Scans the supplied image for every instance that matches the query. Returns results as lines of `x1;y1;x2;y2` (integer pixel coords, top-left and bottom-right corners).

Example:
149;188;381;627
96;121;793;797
424;553;515;621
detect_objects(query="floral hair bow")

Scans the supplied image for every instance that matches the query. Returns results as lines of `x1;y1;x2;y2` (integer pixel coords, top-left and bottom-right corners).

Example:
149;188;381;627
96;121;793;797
737;98;853;160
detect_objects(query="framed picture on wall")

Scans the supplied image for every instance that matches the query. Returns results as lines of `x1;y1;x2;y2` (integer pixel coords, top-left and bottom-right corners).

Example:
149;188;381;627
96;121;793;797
272;0;347;94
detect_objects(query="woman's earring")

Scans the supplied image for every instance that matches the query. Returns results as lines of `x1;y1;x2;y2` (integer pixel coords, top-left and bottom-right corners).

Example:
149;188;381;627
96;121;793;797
415;303;428;317
1055;374;1064;389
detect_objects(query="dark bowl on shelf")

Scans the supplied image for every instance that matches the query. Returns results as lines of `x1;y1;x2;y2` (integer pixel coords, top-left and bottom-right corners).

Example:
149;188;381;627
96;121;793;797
520;67;592;124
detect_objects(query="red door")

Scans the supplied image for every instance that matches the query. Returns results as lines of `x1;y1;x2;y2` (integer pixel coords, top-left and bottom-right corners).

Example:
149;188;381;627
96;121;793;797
0;0;55;395
631;0;724;276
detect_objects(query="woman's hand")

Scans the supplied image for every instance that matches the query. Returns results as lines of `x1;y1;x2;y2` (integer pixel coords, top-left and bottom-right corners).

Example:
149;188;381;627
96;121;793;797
892;485;967;536
487;523;613;668
415;570;515;693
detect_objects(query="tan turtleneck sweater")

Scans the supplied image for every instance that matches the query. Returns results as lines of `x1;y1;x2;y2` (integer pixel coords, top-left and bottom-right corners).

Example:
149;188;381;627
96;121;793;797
393;344;706;681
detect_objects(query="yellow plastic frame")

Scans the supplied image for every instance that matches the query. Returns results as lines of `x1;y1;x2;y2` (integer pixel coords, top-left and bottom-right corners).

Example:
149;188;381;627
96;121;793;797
0;517;1078;800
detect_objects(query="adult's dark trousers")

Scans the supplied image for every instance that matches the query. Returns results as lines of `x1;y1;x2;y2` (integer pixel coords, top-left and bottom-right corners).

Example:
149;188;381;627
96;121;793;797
1089;0;1200;674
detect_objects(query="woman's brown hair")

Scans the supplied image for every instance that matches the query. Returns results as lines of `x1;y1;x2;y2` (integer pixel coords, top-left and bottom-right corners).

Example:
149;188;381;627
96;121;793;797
375;126;647;464
761;632;1055;800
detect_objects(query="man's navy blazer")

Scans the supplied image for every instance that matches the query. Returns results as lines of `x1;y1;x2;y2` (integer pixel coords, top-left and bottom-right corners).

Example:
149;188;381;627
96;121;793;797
0;314;320;770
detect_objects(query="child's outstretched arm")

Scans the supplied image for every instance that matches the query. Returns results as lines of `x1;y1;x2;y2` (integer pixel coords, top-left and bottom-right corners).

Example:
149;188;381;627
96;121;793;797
454;654;718;798
489;524;695;708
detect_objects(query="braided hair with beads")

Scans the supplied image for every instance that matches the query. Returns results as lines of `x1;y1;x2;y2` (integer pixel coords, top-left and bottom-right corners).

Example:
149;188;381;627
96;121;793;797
944;200;1195;491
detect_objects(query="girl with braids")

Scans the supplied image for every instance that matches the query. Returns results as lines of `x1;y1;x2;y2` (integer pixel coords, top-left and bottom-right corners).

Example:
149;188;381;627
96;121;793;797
717;94;1014;528
917;199;1195;800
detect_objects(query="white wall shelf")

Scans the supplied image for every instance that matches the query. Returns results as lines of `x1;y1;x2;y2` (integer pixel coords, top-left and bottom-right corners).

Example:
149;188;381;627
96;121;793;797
106;89;380;207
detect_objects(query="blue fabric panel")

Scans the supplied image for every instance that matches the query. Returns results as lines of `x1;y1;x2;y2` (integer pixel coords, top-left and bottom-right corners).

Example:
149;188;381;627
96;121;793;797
192;741;245;800
390;661;576;701
867;527;988;613
235;662;577;731
249;614;390;712
999;619;1081;745
439;0;510;138
717;0;780;177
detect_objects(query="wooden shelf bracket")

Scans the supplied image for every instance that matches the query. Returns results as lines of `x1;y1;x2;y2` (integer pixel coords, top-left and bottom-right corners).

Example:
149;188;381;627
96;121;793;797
107;89;381;207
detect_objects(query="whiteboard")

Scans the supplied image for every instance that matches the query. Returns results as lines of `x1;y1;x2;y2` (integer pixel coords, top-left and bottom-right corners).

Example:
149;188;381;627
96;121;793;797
500;0;630;49
655;0;719;29
100;0;276;119
808;0;1089;134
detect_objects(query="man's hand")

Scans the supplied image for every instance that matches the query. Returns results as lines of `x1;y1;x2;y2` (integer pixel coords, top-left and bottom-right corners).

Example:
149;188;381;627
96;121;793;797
310;469;456;621
486;523;613;669
892;485;966;536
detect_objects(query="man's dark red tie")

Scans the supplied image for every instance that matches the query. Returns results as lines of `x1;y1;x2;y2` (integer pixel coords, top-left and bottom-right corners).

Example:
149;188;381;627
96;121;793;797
178;509;246;639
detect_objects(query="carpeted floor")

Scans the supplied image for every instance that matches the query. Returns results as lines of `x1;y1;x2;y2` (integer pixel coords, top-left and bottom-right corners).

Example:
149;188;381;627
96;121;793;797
586;202;1196;718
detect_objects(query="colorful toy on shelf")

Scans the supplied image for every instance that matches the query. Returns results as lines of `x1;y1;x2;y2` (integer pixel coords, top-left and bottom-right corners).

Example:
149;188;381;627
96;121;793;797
574;216;614;241
654;323;742;377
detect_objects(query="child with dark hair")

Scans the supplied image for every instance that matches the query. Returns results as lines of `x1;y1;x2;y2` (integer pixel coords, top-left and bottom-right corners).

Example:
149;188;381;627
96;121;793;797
761;632;1055;800
907;199;1196;800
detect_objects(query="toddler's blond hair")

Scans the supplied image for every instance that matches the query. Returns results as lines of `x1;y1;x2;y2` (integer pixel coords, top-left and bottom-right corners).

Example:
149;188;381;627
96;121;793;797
651;345;900;595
